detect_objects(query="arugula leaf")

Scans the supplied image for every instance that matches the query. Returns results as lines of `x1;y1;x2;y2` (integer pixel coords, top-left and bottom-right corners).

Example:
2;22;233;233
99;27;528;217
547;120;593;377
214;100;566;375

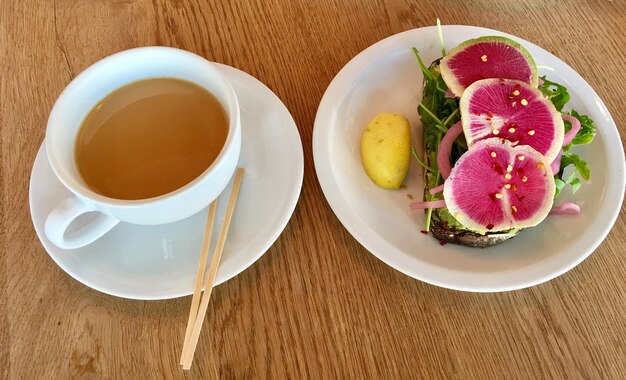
537;75;596;198
538;75;570;112
412;48;434;81
442;109;459;127
539;77;596;149
436;18;446;57
570;177;582;194
418;103;445;130
560;152;591;181
412;48;466;231
554;172;581;198
411;146;434;173
417;70;459;133
554;178;566;198
554;152;589;198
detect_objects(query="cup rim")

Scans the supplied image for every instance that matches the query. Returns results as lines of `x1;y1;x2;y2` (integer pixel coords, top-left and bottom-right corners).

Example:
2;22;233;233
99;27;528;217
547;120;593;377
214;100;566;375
45;46;240;207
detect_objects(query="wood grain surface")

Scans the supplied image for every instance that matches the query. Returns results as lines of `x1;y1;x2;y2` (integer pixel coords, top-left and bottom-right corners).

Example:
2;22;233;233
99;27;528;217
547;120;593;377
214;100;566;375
2;0;626;378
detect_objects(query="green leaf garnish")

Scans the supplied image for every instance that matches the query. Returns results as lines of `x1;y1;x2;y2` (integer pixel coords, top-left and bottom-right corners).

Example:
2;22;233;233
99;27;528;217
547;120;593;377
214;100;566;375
570;177;582;194
442;108;459;127
414;47;462;231
554;178;566;198
554;171;582;198
537;76;596;198
436;18;445;57
561;152;591;181
538;75;570;112
418;103;444;127
411;146;434;173
412;47;434;81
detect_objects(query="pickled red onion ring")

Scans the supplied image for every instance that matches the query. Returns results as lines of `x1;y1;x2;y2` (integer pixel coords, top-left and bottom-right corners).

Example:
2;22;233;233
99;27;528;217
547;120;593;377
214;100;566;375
550;202;580;215
437;121;463;179
410;200;446;210
550;149;563;174
562;114;581;146
550;115;580;173
429;183;445;195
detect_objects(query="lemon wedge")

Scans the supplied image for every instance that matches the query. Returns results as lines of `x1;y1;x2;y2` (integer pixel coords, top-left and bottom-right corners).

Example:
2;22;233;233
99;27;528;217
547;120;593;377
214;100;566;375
360;113;411;189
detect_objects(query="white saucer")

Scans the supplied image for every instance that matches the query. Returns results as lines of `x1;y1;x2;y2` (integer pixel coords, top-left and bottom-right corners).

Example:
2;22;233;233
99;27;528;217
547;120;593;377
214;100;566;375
30;64;303;300
313;26;625;292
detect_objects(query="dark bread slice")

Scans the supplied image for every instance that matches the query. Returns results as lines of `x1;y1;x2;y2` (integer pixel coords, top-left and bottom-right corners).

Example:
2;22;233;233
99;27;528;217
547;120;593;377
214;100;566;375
429;216;519;247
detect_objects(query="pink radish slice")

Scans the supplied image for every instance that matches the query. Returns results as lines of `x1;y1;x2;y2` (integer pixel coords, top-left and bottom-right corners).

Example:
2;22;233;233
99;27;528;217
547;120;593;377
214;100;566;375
429;183;445;195
550;202;580;215
440;36;538;97
410;199;446;210
437;121;463;179
562;114;581;146
460;79;564;163
443;138;554;233
444;88;456;98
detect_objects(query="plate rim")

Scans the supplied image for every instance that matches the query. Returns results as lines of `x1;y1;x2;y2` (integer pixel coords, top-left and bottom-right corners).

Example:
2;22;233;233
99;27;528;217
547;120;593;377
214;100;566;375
312;25;625;292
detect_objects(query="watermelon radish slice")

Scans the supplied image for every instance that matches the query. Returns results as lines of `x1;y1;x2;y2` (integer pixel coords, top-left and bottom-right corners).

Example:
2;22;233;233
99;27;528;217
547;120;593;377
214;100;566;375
460;78;564;163
441;36;538;97
443;138;554;234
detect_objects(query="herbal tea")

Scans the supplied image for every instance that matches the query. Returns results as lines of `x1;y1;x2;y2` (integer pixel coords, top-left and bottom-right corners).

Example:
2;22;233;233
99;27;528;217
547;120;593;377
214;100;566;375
75;78;228;200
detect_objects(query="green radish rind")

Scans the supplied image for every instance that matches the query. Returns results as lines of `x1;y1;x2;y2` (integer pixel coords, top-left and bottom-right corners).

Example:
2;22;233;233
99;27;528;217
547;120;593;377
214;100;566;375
440;36;538;97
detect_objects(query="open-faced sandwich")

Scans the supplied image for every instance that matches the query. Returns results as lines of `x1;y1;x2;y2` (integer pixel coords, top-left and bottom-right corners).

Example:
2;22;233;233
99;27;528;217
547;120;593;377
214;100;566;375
409;33;596;247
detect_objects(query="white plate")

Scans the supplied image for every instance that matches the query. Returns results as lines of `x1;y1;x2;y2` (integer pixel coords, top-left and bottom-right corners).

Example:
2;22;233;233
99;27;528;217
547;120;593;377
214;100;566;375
313;26;625;292
30;64;304;300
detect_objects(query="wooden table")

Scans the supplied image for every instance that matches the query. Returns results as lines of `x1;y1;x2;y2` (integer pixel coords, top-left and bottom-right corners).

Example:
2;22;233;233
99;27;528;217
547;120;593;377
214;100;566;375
2;0;626;378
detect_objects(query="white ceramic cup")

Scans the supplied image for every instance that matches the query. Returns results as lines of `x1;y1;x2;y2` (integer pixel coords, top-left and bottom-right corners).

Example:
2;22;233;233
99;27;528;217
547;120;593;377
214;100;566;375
44;47;241;250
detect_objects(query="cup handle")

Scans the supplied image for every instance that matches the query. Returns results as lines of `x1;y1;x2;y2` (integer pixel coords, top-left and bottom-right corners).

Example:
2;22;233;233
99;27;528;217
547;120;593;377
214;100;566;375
44;196;120;249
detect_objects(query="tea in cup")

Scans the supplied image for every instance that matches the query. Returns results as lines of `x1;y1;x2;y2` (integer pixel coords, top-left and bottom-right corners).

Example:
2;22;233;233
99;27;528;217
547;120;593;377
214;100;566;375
44;47;241;249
